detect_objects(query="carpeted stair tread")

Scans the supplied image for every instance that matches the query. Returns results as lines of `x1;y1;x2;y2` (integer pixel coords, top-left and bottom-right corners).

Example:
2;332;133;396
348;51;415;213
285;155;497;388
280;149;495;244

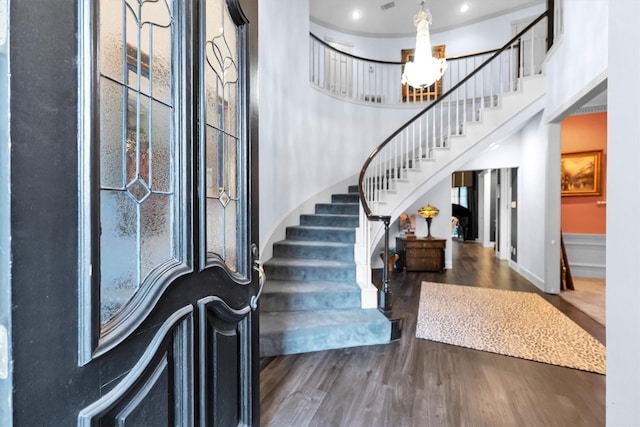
315;203;359;215
261;280;361;312
300;213;359;228
264;257;356;282
273;240;355;261
287;225;357;231
273;240;354;249
331;193;360;203
264;279;360;291
260;308;391;356
286;225;355;243
265;257;354;268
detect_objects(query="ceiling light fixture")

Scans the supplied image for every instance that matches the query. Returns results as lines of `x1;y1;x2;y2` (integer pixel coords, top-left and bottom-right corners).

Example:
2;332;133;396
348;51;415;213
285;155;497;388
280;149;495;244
401;1;448;88
460;3;470;13
352;10;361;20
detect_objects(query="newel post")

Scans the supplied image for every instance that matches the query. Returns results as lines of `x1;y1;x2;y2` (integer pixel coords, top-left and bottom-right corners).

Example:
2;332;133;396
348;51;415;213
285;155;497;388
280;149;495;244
379;216;392;315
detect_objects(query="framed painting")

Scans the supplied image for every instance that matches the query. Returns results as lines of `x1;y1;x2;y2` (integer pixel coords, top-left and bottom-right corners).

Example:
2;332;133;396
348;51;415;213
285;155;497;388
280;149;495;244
399;213;416;235
561;150;603;196
401;44;446;102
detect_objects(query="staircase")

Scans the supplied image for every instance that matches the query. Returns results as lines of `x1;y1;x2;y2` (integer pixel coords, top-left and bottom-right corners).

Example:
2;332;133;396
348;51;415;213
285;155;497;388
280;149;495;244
369;75;545;225
260;186;391;357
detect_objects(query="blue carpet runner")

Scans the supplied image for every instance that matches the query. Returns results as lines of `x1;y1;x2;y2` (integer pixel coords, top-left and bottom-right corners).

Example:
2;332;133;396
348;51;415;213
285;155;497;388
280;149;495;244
260;186;391;357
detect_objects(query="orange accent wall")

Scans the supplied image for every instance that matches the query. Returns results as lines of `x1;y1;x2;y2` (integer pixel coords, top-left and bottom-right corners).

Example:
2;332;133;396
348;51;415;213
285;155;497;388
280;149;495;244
561;112;607;234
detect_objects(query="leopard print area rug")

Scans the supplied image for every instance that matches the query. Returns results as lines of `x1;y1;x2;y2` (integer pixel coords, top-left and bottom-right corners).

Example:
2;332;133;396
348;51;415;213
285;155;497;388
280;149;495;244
416;282;606;374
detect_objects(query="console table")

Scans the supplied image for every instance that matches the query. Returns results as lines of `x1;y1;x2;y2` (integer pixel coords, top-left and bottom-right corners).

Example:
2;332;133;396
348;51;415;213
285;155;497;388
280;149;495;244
396;237;446;272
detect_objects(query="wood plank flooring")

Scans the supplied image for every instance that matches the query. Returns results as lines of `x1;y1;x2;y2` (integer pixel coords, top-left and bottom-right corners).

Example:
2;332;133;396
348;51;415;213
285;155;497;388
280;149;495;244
260;240;606;427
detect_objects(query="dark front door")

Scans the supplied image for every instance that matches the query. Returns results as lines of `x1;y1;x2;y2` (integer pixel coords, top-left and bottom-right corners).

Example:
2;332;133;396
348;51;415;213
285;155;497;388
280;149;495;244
5;0;260;425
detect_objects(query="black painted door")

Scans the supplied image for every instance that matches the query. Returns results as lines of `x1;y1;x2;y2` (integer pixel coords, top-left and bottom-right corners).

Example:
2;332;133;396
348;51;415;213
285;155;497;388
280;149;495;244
6;0;260;425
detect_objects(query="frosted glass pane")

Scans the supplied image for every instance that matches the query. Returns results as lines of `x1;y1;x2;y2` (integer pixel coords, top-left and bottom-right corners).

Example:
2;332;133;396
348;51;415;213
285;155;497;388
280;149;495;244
206;197;236;271
226;134;237;199
204;68;222;130
204;0;238;134
206;198;224;257
100;78;125;189
126;89;151;185
122;1;173;103
206;126;220;193
98;0;177;325
99;0;125;83
140;193;172;280
204;0;242;272
100;189;138;322
150;99;171;192
148;24;173;105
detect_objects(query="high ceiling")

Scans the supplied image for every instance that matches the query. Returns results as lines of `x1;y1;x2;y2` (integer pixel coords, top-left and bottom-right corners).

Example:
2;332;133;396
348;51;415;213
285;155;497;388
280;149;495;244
310;0;544;37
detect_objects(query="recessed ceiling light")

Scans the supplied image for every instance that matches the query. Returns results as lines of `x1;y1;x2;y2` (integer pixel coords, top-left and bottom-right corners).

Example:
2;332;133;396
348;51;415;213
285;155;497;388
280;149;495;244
460;3;470;13
352;10;361;20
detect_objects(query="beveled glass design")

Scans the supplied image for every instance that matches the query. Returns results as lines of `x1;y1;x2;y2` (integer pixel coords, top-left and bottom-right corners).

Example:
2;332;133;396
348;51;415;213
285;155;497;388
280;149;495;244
204;0;246;273
98;0;177;322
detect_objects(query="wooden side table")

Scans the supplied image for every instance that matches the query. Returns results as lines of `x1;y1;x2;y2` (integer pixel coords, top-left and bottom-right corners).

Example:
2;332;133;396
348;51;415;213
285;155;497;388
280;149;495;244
396;237;446;272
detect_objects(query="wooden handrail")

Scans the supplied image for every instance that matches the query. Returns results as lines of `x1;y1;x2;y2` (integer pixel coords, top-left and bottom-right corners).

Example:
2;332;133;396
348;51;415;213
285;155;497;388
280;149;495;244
310;32;518;66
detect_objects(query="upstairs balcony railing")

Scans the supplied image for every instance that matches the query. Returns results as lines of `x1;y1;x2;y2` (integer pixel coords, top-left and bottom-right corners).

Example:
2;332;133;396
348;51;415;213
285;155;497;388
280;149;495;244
348;11;549;315
309;16;546;108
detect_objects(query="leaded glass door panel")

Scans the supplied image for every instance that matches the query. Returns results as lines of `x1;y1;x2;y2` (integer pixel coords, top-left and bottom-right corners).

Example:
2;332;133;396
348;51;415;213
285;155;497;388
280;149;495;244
3;0;260;425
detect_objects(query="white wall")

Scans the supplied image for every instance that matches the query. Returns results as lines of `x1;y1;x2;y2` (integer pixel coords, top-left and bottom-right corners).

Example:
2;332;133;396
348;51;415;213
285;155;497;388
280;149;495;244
544;0;608;120
541;0;640;422
607;1;640;424
459;113;547;288
383;177;452;269
260;1;550;260
540;0;610;294
259;0;422;258
517;114;547;288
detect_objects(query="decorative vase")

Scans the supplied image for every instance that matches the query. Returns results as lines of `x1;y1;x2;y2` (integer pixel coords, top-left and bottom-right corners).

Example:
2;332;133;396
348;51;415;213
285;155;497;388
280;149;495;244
380;252;399;271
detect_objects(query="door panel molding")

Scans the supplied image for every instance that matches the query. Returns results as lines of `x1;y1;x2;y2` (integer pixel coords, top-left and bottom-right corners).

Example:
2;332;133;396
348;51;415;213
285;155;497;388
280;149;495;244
198;295;253;426
78;305;194;426
95;260;192;360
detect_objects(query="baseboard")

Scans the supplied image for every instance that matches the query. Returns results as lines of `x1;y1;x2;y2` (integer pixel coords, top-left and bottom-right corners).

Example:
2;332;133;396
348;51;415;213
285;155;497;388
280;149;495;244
568;263;606;279
513;263;545;292
562;233;606;279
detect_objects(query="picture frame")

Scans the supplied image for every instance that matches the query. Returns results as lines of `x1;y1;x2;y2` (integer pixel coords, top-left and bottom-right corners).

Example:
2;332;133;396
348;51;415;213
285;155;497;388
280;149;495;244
561;150;603;196
399;213;416;235
401;45;446;102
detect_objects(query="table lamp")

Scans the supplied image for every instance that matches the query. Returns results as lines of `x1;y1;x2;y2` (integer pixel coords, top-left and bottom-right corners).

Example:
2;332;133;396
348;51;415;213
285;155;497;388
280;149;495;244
417;204;439;238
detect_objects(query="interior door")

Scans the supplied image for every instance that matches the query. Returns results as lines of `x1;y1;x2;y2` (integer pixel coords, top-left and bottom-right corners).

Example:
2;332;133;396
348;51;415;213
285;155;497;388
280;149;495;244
324;39;353;97
5;0;260;425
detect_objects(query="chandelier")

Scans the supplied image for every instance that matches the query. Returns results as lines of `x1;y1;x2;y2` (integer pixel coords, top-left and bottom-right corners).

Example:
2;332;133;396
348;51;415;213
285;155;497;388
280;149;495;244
401;1;447;88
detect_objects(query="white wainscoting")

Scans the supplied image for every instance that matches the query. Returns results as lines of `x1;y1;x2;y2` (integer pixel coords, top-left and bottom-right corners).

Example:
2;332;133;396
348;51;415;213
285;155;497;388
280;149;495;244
563;233;606;279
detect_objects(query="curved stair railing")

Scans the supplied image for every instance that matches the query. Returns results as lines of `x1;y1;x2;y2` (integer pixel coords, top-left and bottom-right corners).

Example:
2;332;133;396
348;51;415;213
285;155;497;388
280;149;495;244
357;11;549;314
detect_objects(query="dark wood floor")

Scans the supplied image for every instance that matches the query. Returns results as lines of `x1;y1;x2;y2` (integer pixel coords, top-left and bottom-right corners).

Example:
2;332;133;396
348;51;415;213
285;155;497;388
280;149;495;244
259;240;605;427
